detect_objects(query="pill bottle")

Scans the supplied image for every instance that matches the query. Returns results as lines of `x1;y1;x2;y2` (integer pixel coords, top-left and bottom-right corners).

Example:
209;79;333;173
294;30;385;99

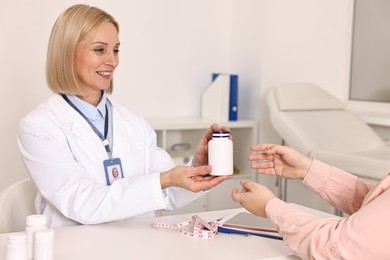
25;215;47;260
34;229;54;260
6;232;27;260
208;131;233;175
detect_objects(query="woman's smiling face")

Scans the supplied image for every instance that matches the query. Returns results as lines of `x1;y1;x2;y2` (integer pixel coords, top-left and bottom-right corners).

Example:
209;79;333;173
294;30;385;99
74;22;120;97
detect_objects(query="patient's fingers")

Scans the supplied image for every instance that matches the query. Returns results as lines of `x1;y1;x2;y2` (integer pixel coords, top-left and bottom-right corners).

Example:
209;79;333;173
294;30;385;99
251;160;274;169
251;144;277;152
248;153;274;161
256;168;277;176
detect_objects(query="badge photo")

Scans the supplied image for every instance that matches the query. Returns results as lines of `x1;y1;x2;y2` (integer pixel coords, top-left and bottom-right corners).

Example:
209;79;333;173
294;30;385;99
103;158;124;185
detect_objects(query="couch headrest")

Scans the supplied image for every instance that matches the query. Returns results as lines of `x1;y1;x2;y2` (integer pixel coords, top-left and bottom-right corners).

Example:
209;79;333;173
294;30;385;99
274;82;345;111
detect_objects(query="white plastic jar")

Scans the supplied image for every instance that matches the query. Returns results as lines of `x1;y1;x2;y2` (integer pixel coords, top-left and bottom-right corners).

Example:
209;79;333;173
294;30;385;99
208;131;233;175
6;232;27;260
25;215;47;260
34;229;54;260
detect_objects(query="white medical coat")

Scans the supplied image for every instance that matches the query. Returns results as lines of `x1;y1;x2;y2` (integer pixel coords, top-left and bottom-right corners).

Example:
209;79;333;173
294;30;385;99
17;94;203;227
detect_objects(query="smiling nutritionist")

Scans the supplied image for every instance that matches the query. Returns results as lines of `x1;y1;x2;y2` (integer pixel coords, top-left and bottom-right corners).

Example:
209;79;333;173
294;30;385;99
17;4;231;228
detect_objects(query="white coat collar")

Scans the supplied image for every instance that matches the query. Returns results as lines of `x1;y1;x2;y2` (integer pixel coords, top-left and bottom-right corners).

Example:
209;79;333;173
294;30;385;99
44;93;133;158
45;94;106;153
46;93;85;124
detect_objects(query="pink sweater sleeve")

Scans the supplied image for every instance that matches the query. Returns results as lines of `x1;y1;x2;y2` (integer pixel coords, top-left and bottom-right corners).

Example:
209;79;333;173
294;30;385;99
302;159;372;215
265;159;390;259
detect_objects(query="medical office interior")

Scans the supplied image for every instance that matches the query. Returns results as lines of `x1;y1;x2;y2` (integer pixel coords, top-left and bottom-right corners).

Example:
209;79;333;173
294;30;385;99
1;0;390;217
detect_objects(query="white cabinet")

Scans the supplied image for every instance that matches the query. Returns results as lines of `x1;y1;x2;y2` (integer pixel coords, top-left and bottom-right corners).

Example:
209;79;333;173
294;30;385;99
147;118;258;215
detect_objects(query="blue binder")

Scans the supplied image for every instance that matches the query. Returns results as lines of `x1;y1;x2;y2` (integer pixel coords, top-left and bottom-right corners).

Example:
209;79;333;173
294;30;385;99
202;73;238;121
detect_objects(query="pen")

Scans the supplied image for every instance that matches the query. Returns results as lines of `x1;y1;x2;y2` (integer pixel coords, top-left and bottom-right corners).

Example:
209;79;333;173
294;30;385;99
217;227;283;240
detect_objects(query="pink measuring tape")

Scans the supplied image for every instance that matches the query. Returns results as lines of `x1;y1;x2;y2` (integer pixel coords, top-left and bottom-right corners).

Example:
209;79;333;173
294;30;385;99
153;215;219;238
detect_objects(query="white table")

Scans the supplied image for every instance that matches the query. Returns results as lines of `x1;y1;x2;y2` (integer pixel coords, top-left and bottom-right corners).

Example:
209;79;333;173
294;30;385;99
0;206;327;260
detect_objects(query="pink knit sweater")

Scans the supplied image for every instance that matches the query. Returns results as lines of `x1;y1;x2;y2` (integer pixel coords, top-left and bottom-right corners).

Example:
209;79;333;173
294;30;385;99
266;159;390;259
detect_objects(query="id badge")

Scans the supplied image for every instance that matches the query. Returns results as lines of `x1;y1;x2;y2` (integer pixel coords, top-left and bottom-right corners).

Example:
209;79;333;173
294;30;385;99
103;158;124;185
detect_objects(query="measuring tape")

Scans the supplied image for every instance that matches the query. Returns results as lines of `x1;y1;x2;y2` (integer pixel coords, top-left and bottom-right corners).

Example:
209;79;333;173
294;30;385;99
153;215;219;238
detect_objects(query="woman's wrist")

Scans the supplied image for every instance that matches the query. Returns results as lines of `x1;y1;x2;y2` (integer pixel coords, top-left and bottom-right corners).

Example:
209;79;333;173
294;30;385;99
300;157;313;180
160;172;173;189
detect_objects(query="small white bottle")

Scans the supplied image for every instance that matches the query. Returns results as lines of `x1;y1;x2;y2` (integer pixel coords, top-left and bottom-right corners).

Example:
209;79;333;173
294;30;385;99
34;229;54;260
208;131;233;175
6;232;28;260
25;215;48;260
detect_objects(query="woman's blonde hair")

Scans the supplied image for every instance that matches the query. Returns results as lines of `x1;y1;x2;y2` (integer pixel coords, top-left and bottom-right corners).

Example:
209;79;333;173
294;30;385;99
46;4;119;95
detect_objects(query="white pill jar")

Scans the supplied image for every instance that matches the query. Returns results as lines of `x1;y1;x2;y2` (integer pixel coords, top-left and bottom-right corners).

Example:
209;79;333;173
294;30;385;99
6;232;27;260
208;131;233;176
25;215;47;260
34;229;54;260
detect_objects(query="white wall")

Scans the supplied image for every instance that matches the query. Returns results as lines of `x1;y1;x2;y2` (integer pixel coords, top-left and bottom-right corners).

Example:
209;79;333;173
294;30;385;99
1;0;354;194
226;0;355;143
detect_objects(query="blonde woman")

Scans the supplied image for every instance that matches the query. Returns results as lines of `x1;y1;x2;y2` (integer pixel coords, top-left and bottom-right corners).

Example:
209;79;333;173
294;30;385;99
18;4;231;228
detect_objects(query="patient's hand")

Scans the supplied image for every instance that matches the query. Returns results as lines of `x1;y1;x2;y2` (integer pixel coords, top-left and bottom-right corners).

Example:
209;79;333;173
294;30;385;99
248;144;312;180
231;180;276;218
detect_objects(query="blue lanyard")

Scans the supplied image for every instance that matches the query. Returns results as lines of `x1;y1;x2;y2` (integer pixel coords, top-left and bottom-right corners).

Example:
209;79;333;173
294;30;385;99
61;94;111;154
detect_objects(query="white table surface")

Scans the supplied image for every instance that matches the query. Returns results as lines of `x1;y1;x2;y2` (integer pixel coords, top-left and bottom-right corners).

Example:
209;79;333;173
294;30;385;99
0;205;332;260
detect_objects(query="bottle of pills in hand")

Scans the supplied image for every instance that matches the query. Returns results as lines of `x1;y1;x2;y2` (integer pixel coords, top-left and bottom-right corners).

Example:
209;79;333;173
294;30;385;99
208;131;233;176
